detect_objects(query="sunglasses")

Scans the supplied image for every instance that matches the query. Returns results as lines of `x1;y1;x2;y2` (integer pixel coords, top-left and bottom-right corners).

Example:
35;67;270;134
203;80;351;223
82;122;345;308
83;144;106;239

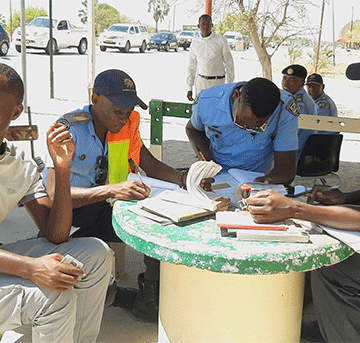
95;155;108;185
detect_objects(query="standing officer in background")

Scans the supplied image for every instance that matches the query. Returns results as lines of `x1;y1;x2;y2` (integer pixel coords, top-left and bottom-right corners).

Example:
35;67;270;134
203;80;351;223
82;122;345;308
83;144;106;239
186;14;235;102
305;73;338;135
281;64;317;157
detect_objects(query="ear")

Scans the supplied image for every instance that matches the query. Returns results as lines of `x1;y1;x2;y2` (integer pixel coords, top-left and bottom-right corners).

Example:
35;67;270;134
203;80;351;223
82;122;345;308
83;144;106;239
92;93;99;104
231;88;240;104
12;104;23;121
198;24;200;28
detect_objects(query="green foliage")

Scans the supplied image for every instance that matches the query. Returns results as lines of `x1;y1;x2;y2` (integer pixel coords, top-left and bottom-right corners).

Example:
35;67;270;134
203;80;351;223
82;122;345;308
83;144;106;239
340;20;360;48
287;40;304;63
79;1;133;36
6;7;47;35
307;40;334;73
148;0;170;32
213;13;248;35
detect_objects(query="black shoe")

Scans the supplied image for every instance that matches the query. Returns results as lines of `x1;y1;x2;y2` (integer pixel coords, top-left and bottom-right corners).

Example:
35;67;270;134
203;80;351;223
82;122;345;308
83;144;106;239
112;286;138;311
132;273;159;322
301;320;327;342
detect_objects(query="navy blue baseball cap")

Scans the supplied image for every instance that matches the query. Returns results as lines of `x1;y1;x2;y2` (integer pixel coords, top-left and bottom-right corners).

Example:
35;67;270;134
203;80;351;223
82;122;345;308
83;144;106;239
346;63;360;80
93;69;148;110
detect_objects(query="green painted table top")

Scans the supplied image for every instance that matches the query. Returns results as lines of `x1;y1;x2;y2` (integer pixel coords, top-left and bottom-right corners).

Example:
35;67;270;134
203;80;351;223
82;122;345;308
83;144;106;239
112;201;354;275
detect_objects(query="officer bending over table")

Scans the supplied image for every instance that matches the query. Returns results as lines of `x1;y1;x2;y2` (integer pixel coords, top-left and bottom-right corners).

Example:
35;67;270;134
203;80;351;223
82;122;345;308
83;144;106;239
246;62;360;343
186;77;299;186
42;69;213;323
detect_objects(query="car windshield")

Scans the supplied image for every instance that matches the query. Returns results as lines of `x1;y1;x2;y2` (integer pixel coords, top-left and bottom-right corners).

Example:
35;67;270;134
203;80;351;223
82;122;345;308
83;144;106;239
153;33;170;39
225;35;236;40
28;18;57;28
179;32;193;37
108;26;129;33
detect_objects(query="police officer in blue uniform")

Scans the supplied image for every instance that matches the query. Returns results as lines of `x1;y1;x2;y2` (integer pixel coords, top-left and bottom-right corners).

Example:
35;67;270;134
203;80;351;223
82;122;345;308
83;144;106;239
281;64;317;158
186;77;299;186
305;73;338;136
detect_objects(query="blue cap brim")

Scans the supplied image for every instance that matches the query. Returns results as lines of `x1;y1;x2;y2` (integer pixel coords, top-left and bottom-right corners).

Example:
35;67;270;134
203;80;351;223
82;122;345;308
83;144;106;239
105;93;148;110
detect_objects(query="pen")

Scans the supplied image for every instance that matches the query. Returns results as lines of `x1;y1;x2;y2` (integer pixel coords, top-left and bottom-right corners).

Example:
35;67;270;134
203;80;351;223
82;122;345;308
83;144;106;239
128;158;145;185
195;145;207;161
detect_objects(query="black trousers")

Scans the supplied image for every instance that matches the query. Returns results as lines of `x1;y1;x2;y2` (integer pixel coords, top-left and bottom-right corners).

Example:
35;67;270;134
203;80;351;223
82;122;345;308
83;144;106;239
72;201;160;281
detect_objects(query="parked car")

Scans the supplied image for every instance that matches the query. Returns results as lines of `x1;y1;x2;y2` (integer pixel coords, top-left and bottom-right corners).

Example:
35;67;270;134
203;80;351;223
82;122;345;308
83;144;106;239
242;35;251;49
0;23;10;56
176;31;200;50
224;31;244;50
148;32;178;52
98;23;149;53
13;17;88;54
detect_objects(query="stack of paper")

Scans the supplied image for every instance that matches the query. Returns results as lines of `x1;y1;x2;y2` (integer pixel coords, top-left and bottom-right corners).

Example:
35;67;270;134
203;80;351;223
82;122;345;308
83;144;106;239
216;211;310;243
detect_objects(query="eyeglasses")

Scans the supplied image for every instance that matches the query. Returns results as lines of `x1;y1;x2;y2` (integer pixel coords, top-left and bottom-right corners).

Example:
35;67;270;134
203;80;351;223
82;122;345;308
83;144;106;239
233;115;269;133
95;155;108;185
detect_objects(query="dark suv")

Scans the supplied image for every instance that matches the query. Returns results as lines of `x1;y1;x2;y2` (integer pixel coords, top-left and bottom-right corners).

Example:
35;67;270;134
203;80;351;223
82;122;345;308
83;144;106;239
0;23;10;56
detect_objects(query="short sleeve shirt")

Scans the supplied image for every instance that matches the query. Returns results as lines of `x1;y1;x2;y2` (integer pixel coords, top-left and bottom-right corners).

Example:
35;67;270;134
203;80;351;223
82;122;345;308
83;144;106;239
0;140;47;223
191;82;299;173
43;105;107;188
315;93;337;118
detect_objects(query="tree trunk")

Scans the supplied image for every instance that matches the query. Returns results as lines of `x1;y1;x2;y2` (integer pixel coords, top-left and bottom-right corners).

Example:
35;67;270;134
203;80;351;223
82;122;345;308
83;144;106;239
247;16;273;81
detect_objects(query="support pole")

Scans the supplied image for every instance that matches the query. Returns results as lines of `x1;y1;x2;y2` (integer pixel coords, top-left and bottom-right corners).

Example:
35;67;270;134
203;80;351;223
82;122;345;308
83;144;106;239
314;0;326;73
87;0;96;104
205;0;212;16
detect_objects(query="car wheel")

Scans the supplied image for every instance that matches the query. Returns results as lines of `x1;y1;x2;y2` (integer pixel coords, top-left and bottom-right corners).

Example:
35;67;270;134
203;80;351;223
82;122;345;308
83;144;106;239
77;38;87;54
15;45;21;53
0;41;9;56
165;43;170;52
183;46;187;51
100;46;107;52
124;41;130;53
174;44;178;52
45;39;58;55
139;40;146;53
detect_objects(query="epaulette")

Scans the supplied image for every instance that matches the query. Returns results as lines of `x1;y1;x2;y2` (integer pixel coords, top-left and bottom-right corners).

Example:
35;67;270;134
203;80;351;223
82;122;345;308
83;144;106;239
56;112;92;129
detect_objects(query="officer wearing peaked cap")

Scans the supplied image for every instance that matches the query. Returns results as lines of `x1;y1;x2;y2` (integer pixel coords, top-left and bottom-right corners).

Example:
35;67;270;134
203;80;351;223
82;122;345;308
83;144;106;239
305;73;338;134
281;64;317;158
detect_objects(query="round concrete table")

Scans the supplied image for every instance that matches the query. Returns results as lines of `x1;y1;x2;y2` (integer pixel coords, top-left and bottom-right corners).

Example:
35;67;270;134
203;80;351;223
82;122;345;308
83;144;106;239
112;201;354;343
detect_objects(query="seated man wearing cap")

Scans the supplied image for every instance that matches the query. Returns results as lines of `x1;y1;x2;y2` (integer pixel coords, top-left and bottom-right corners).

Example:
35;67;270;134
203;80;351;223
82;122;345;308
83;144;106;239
281;64;317;157
42;69;214;322
305;73;338;135
246;62;360;343
186;77;299;186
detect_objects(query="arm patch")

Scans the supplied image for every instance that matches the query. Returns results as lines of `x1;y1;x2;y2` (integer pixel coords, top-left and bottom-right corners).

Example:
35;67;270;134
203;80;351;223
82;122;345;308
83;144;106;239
286;98;299;116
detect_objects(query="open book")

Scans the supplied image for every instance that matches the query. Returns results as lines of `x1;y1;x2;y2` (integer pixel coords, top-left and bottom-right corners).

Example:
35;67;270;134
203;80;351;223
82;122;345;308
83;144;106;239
217;211;309;243
208;169;287;207
127;161;227;224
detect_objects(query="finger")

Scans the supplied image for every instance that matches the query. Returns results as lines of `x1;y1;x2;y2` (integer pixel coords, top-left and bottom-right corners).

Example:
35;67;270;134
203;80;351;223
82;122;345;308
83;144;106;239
60;264;86;277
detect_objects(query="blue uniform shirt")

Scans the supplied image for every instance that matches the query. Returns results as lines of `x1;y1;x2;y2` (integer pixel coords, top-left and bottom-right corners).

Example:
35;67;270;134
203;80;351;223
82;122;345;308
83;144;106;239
295;88;317;156
315;93;337;118
191;82;299;174
43;105;108;188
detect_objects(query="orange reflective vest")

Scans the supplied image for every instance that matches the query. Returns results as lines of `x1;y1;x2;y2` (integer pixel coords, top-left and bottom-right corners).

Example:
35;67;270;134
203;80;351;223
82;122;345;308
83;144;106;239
107;111;142;184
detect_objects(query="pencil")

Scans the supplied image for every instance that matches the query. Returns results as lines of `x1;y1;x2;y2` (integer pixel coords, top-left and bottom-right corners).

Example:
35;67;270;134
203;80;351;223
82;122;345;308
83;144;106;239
128;158;145;185
198;150;206;161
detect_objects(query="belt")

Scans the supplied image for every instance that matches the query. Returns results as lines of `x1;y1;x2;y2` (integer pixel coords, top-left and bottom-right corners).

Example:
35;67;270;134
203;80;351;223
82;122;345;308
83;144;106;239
199;75;225;80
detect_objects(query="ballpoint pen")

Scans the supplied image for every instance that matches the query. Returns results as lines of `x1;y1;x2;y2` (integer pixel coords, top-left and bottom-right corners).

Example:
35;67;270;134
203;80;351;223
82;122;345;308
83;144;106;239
128;158;145;185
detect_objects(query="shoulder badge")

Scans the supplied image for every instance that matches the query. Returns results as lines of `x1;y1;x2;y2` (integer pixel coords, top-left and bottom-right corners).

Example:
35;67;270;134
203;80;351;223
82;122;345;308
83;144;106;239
56;112;92;128
286;98;299;116
318;101;327;108
295;93;303;102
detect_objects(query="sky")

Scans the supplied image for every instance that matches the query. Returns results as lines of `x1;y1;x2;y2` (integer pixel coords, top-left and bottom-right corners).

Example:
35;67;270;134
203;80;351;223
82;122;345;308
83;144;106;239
0;0;359;41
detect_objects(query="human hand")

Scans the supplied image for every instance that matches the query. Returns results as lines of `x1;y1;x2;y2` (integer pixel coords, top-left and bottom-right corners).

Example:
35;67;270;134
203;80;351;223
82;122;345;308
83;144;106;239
199;177;214;191
112;180;151;201
28;254;86;292
307;185;346;205
47;124;75;171
254;176;274;184
247;190;294;223
187;91;194;102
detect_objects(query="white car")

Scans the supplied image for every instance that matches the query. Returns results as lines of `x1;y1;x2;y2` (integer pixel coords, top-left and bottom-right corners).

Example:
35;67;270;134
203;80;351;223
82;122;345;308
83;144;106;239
13;17;88;54
98;23;149;53
224;31;244;50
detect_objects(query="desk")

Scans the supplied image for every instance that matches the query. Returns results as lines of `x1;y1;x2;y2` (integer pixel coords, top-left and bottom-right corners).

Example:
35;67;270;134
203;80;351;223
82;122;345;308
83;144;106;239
112;202;354;343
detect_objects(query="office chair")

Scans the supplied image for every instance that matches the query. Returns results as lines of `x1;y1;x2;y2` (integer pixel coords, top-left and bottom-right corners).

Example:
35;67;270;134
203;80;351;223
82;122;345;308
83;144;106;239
295;133;343;188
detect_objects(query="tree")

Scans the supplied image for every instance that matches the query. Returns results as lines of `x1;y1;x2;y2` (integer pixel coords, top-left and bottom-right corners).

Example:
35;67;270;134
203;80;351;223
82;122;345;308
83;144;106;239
341;20;360;49
213;13;248;35
79;1;133;36
192;0;317;80
148;0;170;33
6;7;47;35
